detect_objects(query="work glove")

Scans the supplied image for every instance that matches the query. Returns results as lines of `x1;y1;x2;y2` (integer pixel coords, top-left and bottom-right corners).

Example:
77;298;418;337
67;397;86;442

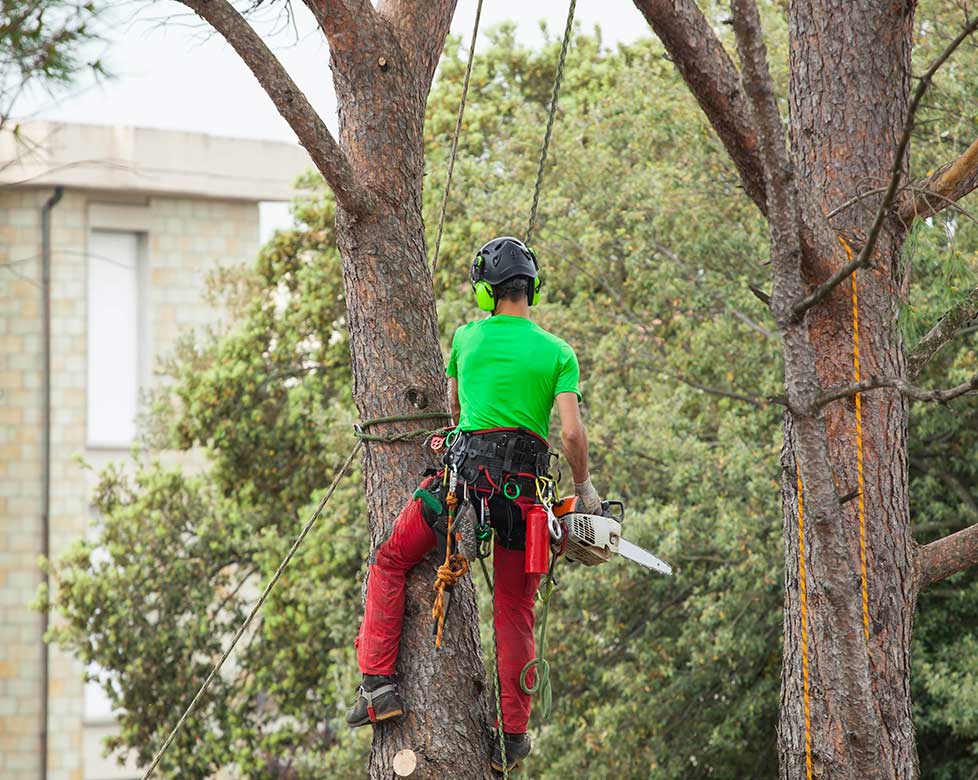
574;475;603;514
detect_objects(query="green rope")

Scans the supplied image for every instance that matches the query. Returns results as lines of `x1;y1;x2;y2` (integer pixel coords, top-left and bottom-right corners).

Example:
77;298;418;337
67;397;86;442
353;411;452;443
524;0;577;247
140;441;362;780
430;0;485;277
483;530;509;780
519;572;556;720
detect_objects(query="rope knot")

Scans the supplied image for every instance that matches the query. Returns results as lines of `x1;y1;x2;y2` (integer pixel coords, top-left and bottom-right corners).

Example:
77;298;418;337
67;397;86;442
432;553;470;647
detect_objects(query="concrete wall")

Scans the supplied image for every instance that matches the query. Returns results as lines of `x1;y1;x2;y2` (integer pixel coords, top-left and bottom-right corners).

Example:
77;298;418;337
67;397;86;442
0;122;311;203
0;187;47;780
0;186;262;780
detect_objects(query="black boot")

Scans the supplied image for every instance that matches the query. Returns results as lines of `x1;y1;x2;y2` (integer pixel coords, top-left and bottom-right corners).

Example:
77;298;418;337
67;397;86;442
345;675;403;728
490;731;532;772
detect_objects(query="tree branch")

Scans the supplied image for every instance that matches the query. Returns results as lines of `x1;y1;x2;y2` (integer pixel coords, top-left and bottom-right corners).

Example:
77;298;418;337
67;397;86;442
901;135;978;223
632;0;768;215
668;371;782;409
791;16;978;320
907;286;978;379
816;373;978;408
920;522;978;588
179;0;373;215
730;0;800;320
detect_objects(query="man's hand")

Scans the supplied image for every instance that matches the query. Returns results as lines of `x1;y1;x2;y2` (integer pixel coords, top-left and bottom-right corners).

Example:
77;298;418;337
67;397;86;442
574;475;602;514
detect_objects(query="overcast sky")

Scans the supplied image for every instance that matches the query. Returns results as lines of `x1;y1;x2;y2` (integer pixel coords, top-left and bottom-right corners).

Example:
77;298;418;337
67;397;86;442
18;1;649;144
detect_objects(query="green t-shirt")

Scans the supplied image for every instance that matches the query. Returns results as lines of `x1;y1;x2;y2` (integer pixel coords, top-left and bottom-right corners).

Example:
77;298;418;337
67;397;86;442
446;315;581;441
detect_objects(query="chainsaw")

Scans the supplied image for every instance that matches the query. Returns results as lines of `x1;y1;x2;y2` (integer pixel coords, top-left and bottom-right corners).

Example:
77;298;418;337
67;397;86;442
550;497;673;576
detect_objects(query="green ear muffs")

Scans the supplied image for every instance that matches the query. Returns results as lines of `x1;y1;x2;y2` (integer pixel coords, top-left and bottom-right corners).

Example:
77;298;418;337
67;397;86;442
474;279;496;311
471;256;496;311
530;274;542;306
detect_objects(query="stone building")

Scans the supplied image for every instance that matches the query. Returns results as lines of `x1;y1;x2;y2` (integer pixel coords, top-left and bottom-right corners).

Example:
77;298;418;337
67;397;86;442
0;122;310;780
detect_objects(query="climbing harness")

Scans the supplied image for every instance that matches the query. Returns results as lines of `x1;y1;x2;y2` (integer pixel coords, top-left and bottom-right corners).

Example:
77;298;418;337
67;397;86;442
791;236;872;780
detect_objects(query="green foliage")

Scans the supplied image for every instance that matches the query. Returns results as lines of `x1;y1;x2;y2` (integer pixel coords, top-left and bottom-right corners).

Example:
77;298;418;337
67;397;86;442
48;5;978;779
0;0;104;127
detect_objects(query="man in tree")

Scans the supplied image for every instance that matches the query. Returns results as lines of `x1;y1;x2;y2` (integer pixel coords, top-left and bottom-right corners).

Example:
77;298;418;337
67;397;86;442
347;236;602;772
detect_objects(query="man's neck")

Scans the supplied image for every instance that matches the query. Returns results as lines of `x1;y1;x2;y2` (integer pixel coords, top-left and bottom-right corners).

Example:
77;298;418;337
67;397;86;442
493;299;530;318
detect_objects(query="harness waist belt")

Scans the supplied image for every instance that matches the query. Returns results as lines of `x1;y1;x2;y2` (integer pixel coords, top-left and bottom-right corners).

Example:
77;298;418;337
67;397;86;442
445;428;551;485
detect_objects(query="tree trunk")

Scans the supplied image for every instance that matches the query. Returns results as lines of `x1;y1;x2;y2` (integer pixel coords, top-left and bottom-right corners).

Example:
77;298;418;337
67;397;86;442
174;2;494;776
328;15;494;780
778;2;918;779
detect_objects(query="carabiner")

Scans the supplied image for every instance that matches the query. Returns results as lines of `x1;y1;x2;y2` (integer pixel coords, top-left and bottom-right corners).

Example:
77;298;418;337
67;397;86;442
546;503;563;542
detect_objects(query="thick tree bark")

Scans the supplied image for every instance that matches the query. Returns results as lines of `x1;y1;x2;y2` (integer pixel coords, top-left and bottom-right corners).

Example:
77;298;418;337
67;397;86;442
180;2;493;778
778;3;918;779
326;8;494;780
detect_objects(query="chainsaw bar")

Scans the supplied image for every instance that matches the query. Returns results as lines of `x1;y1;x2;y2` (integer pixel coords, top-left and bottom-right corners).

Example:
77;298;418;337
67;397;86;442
617;538;673;576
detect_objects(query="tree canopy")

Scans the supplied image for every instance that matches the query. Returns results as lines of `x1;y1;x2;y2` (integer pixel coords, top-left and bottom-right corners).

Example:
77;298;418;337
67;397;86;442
48;5;978;778
0;0;103;131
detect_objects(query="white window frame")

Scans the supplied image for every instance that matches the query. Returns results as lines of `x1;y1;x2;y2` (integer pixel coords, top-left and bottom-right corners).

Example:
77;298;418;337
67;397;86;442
85;228;149;449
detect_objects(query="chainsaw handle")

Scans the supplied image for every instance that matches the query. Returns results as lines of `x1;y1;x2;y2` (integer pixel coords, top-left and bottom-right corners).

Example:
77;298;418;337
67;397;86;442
602;500;625;523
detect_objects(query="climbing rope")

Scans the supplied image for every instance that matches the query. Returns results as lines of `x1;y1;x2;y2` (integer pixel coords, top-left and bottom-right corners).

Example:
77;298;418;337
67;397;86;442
794;464;813;780
140;441;362;780
791;236;873;780
519;569;557;720
840;237;871;646
524;0;577;246
431;0;485;276
353;411;453;443
431;488;471;647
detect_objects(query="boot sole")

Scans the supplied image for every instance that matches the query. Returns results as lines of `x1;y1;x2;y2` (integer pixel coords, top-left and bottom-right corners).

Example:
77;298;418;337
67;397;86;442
491;758;525;772
347;708;404;728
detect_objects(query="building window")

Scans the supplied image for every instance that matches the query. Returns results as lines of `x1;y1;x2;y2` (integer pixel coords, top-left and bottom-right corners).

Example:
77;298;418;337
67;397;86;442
87;230;143;448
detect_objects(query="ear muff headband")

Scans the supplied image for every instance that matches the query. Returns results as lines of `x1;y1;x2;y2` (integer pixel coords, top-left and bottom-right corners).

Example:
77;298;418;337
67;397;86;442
471;255;496;311
526;247;541;306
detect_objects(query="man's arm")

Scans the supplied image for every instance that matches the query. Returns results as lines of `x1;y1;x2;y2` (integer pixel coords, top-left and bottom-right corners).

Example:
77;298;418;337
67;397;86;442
556;392;603;512
556;391;589;482
448;377;461;426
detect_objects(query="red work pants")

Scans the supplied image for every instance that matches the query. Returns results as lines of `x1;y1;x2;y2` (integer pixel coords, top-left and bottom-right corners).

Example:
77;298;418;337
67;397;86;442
355;482;541;733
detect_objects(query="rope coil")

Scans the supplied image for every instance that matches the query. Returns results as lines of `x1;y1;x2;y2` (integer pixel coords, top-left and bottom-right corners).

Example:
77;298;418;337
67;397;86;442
519;573;556;721
353;411;452;443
